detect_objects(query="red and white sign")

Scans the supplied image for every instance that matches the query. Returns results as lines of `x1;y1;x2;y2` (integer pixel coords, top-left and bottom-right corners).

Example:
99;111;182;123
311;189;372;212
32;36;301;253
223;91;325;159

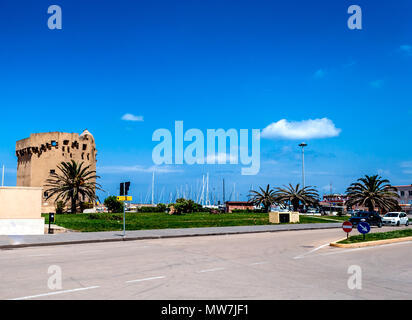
342;221;353;233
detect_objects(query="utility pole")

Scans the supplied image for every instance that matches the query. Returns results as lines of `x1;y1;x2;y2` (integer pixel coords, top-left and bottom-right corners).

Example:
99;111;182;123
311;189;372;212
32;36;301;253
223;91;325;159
329;182;333;216
299;143;307;188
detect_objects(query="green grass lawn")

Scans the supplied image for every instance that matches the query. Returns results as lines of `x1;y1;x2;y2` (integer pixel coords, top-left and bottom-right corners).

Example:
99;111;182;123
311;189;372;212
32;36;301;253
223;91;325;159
338;228;412;244
42;212;347;232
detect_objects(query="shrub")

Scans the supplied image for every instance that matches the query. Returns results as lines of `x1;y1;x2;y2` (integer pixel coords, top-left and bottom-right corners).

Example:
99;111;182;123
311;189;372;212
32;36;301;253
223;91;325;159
137;206;156;213
156;203;167;212
137;203;167;213
231;209;264;213
80;201;94;212
55;201;65;214
104;196;124;213
168;198;203;214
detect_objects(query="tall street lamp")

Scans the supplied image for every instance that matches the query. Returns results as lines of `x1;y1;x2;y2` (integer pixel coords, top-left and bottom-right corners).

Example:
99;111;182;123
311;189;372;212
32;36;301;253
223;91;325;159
298;142;307;188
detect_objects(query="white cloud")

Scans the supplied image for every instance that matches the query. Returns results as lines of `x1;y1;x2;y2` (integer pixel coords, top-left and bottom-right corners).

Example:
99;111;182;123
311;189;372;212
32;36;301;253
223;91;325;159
121;113;144;121
401;161;412;174
400;161;412;168
261;118;341;140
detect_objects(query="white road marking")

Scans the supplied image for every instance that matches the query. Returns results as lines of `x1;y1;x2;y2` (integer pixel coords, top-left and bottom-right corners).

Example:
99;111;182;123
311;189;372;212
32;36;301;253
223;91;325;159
319;240;412;257
294;240;412;259
198;267;225;273
293;243;330;259
125;276;166;283
10;286;100;300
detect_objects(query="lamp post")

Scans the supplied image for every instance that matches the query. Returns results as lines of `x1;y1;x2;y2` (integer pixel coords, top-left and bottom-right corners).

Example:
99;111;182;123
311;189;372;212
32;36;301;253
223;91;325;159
298;142;307;188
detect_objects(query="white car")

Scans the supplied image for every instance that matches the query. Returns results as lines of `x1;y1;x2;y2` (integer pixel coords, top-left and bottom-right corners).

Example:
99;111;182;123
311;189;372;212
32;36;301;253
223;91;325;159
382;212;409;226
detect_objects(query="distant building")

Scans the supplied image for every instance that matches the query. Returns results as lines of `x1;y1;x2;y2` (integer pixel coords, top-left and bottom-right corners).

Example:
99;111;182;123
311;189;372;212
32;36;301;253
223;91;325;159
322;194;349;205
319;194;349;214
394;185;412;214
16;130;97;213
225;201;254;213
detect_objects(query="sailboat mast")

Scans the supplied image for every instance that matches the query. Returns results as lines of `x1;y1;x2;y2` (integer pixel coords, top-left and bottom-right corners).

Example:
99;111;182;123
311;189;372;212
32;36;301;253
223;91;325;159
206;173;209;206
151;170;155;205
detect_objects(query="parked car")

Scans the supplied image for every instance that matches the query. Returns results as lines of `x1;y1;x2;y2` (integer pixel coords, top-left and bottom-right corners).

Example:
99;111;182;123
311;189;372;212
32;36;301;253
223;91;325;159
349;211;383;228
382;212;409;226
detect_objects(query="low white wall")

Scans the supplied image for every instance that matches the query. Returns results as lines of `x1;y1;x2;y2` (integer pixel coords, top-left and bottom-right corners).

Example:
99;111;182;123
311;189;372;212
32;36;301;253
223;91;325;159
0;187;44;235
0;218;45;235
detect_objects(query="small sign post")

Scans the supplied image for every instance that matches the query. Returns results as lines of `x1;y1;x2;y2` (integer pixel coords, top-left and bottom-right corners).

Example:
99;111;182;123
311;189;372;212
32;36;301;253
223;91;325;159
119;182;131;238
48;212;55;234
342;221;353;239
357;221;371;241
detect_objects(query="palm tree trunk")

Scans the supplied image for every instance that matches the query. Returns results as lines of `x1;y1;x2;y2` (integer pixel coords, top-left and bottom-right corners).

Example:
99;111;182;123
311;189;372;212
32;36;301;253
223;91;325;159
292;199;299;212
71;196;77;214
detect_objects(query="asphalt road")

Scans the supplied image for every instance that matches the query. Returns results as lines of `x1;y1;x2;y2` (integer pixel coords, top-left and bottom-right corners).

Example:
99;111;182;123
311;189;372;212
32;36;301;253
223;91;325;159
1;225;411;300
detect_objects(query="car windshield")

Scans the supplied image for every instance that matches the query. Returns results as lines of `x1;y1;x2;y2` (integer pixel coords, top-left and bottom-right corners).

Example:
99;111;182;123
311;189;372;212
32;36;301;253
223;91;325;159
353;212;368;217
385;213;399;217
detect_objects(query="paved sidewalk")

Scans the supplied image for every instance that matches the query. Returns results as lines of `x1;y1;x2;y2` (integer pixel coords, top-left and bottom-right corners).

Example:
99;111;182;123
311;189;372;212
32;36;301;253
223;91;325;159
0;223;341;249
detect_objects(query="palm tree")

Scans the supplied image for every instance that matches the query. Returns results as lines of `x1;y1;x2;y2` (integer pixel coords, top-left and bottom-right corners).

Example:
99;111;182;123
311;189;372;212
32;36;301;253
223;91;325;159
274;183;319;212
345;174;399;213
249;184;277;212
44;160;103;213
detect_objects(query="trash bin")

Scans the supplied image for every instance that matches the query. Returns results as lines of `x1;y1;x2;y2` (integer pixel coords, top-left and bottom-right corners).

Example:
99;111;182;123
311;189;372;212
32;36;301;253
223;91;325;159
279;213;290;223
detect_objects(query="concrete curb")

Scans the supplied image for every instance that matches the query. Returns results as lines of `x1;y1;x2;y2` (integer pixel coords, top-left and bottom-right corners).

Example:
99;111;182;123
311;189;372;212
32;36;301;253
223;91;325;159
330;236;412;248
0;223;341;249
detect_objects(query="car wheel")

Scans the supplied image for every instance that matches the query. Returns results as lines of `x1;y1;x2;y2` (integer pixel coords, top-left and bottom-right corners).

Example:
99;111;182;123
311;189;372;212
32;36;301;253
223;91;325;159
406;220;409;227
378;222;382;228
397;221;400;227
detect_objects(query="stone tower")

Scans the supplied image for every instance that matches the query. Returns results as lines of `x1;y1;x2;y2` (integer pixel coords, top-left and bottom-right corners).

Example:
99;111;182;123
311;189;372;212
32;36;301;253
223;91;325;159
15;130;97;213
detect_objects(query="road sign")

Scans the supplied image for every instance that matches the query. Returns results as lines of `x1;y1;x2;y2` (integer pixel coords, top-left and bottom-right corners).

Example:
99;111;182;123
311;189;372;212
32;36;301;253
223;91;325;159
342;221;353;233
357;221;370;234
117;196;132;202
120;182;131;196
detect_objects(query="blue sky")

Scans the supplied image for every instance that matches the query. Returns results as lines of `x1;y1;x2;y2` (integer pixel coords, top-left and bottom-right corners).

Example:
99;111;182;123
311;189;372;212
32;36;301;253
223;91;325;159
0;0;411;202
